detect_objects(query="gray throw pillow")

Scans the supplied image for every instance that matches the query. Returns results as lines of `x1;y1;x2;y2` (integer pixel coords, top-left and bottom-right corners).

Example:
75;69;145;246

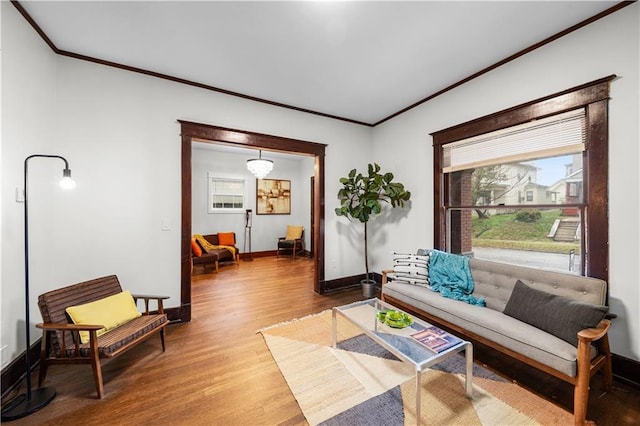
503;280;608;347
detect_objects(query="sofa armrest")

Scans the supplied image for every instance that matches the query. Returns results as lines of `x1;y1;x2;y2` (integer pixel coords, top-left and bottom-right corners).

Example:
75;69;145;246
132;294;170;314
381;269;394;285
577;319;610;343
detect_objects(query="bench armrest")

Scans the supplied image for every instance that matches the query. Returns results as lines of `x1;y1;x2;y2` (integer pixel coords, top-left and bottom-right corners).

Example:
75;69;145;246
36;322;102;358
132;294;169;314
36;322;103;331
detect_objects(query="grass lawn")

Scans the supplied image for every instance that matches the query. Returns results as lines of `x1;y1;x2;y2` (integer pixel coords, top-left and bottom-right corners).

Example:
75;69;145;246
472;209;580;254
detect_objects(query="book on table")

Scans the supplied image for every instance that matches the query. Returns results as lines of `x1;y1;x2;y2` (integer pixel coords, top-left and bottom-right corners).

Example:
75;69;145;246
411;325;463;352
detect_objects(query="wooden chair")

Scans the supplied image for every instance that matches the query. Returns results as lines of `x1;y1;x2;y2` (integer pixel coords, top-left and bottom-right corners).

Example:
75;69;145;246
277;226;305;260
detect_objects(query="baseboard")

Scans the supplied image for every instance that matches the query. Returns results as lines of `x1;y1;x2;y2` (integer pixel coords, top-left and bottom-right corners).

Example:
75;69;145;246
612;353;640;389
165;305;187;323
320;272;382;294
239;250;277;260
1;340;40;400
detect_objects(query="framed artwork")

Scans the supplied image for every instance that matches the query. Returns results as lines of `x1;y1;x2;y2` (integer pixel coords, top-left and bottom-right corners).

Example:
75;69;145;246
256;179;291;215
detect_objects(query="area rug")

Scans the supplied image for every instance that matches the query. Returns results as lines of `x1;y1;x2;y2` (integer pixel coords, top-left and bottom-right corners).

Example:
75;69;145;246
259;309;573;425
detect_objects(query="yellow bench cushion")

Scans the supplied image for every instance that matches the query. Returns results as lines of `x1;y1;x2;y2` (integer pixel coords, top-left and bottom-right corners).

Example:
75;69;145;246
66;290;142;344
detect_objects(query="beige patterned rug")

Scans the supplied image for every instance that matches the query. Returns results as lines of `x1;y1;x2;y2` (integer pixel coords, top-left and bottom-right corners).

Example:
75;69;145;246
259;309;573;425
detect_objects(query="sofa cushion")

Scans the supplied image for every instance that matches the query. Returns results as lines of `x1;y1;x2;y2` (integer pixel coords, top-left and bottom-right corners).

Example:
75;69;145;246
191;238;202;257
218;232;235;246
503;280;608;347
194;234;215;253
66;290;142;344
382;281;597;377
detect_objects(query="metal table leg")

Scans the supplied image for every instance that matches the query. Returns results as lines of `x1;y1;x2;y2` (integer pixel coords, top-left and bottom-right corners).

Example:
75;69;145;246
464;343;473;398
331;308;337;348
416;368;422;425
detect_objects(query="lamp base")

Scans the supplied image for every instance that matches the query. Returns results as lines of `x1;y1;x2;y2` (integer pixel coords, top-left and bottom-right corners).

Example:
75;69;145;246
1;387;56;421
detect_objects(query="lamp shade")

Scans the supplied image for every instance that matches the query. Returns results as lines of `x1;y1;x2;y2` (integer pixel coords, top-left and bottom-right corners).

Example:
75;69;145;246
247;151;273;179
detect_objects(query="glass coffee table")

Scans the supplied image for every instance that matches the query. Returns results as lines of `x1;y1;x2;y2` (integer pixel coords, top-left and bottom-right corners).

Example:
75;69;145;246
332;298;473;424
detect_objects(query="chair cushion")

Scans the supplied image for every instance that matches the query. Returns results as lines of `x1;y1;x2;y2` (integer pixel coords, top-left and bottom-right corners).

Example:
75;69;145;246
66;291;142;344
218;232;235;246
285;225;303;240
503;280;608;347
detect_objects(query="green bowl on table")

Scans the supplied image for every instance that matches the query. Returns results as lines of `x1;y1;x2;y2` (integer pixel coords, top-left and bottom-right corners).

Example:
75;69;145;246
377;309;413;328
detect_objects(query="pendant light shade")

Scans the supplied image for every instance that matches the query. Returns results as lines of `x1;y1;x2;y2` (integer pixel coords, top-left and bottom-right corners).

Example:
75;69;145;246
247;150;273;179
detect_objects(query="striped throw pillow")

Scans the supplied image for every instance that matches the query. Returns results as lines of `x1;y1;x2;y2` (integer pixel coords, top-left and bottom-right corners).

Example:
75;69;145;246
388;251;431;287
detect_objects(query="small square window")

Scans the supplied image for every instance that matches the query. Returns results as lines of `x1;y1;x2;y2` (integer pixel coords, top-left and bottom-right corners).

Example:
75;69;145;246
208;175;246;213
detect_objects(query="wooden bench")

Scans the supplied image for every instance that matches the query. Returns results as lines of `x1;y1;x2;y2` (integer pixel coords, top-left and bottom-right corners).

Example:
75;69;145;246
37;275;169;398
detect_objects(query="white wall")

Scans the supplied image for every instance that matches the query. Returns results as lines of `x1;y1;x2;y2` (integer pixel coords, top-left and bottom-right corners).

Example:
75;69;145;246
1;3;60;366
371;3;640;361
0;2;372;362
191;145;313;252
5;1;636;367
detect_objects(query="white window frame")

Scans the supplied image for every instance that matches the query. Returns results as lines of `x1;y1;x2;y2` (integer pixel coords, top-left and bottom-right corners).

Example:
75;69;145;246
208;174;247;214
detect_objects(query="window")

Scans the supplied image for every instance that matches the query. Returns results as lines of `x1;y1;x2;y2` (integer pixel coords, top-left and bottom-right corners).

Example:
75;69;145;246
432;76;613;283
208;175;246;213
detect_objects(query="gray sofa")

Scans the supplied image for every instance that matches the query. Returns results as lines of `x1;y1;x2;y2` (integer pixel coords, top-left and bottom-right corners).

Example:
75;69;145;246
382;256;612;426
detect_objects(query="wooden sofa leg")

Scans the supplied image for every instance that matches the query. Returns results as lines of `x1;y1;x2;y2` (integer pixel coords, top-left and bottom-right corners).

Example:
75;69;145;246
215;260;219;273
574;341;591;425
89;331;104;399
160;328;166;352
600;335;613;391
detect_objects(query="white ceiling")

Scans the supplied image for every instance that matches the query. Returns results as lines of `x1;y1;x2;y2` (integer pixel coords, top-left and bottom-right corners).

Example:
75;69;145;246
19;1;618;125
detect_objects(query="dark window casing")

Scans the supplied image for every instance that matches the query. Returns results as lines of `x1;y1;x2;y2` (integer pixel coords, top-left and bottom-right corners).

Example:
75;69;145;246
432;75;614;284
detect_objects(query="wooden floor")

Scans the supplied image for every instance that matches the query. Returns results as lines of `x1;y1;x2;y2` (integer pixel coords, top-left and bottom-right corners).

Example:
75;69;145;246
4;257;639;425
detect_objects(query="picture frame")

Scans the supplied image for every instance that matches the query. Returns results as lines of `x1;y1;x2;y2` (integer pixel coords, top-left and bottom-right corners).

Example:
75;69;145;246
256;179;291;215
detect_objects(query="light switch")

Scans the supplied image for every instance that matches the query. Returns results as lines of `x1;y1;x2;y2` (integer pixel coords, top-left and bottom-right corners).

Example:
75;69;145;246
161;219;171;231
15;188;25;203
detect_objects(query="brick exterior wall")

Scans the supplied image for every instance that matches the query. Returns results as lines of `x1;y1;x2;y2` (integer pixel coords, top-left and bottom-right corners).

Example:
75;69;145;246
460;170;473;253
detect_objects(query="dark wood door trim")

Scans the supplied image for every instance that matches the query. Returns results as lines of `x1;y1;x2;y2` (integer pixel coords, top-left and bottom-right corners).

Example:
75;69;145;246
179;120;327;321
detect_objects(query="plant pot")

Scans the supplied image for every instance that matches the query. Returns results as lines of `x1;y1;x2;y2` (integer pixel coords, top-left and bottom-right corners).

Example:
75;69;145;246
361;279;377;299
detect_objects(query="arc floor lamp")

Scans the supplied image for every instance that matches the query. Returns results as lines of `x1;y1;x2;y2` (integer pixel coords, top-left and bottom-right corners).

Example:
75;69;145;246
1;155;75;421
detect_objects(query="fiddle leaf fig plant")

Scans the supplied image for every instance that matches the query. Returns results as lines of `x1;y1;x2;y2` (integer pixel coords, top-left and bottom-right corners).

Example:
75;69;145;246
335;163;411;283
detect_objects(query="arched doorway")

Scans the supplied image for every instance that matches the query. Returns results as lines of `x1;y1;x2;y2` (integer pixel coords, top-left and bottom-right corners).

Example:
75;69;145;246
178;120;327;321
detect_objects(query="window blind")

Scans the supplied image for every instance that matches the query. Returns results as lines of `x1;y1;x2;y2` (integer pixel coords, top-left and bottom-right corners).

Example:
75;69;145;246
443;108;585;173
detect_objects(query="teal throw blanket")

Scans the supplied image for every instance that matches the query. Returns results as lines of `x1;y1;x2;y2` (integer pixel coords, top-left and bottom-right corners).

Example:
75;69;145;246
429;250;485;307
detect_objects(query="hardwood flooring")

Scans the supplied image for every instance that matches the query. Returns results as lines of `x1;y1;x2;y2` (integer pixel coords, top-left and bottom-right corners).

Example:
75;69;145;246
3;257;639;425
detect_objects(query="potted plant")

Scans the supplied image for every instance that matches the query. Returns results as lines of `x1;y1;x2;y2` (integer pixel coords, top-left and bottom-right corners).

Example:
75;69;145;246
335;163;411;297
